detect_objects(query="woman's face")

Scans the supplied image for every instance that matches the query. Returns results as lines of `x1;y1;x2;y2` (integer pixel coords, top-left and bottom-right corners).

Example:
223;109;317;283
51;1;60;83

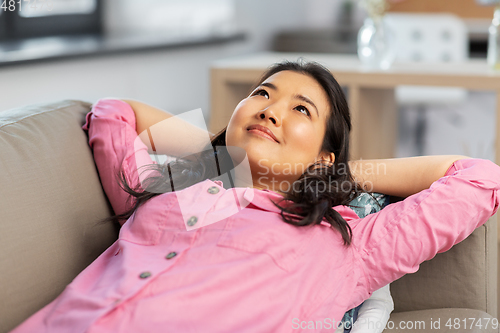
225;70;333;192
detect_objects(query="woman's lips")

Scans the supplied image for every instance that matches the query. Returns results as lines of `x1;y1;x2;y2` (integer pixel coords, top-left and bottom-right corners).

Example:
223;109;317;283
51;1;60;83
248;129;278;142
247;124;279;143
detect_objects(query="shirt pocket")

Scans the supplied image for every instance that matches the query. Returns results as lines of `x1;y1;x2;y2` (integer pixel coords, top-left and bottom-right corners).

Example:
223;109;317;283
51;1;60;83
215;208;316;273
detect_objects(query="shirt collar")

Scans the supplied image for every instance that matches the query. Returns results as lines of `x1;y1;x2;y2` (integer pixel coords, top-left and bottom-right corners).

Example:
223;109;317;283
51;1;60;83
242;187;286;213
241;186;358;222
207;179;359;225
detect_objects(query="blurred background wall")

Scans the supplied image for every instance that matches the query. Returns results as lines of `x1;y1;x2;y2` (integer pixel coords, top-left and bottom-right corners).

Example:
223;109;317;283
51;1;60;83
0;0;332;120
0;0;496;160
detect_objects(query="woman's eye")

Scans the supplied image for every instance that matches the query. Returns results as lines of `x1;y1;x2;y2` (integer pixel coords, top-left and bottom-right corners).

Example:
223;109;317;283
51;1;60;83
295;105;311;117
253;89;269;98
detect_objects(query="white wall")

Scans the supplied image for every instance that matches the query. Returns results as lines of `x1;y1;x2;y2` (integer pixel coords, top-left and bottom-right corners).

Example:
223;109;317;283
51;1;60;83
304;0;366;30
0;43;248;125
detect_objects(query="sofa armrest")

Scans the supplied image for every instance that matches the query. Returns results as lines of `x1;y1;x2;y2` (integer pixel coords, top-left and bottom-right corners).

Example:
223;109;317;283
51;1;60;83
389;215;497;317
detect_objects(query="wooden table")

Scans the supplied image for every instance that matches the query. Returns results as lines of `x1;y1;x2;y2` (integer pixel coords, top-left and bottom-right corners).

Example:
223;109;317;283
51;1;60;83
210;52;500;163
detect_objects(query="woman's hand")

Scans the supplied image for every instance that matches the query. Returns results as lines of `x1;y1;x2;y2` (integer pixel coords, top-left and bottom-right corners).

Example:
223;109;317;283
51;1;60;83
349;155;471;197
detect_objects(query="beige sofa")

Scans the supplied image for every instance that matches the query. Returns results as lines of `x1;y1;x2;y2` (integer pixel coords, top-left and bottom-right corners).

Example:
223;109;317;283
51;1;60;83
0;100;497;333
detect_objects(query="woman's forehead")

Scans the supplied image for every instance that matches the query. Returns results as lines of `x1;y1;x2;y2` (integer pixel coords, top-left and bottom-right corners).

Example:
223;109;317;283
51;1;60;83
263;70;314;85
262;71;325;96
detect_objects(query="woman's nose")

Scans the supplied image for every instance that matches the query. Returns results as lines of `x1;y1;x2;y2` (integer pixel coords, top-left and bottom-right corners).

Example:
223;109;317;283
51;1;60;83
257;107;281;126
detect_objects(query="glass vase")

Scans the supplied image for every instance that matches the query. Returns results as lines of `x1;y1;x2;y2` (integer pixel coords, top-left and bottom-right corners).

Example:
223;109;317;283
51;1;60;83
357;16;396;70
487;5;500;70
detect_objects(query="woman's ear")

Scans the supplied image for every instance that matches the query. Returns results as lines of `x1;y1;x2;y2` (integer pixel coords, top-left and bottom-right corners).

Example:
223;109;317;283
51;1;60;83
317;152;335;165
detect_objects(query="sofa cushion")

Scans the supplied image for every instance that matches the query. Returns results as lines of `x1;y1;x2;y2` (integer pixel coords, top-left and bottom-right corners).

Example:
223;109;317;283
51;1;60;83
0;100;118;333
385;308;497;333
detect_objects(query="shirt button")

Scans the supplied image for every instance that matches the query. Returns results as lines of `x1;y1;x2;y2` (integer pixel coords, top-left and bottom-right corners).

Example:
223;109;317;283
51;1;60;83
207;186;220;194
165;251;177;259
139;271;152;279
187;216;198;226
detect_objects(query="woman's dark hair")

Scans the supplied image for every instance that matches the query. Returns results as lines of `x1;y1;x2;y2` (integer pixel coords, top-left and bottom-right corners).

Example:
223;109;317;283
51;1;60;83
101;59;364;246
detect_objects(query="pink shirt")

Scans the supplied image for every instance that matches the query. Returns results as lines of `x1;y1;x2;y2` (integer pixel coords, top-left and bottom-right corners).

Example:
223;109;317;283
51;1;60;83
12;99;500;333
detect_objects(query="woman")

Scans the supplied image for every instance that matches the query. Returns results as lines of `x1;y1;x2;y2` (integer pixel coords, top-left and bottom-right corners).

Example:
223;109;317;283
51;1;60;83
11;61;500;333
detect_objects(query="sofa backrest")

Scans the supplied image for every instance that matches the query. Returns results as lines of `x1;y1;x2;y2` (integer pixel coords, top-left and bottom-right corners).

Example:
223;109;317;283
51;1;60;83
0;100;118;333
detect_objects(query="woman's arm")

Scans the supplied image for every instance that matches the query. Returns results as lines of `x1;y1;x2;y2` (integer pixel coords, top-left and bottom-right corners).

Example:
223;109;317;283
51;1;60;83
82;99;156;221
121;99;214;159
349;155;471;197
121;99;175;135
350;158;500;300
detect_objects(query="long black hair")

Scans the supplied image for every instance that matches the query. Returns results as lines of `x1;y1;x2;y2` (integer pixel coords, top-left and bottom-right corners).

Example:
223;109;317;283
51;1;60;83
101;60;364;246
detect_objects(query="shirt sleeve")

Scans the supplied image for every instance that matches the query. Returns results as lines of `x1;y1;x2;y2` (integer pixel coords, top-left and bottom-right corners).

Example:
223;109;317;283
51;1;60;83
82;98;156;224
350;158;500;295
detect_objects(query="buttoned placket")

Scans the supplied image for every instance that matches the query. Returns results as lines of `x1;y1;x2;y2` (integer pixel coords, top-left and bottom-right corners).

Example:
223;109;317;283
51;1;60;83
176;179;249;232
107;180;295;314
108;180;230;311
108;242;187;312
